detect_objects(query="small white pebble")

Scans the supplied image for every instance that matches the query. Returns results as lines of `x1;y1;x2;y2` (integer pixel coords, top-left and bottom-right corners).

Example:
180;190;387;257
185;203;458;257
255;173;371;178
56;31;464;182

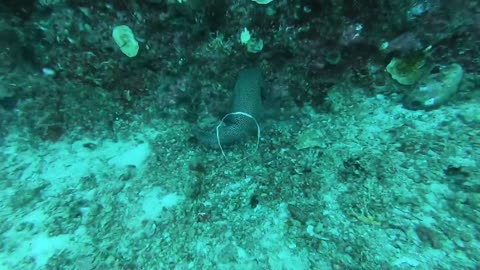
42;67;56;76
287;242;297;249
306;225;315;236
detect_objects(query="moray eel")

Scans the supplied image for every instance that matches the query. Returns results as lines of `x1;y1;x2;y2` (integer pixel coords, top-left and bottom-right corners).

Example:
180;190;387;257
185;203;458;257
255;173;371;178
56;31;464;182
194;67;263;148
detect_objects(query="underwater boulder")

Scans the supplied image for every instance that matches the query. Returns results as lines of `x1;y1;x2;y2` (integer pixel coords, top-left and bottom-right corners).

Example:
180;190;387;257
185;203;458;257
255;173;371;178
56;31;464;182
386;53;429;85
403;63;463;110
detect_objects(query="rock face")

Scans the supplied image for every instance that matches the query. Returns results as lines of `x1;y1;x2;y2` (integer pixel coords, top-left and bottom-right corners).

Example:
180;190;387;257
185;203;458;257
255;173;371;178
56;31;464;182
403;64;464;110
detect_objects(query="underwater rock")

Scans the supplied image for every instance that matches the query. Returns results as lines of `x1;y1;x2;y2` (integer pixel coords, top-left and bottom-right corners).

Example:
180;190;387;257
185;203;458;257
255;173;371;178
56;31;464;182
386;53;429;85
403;64;463;110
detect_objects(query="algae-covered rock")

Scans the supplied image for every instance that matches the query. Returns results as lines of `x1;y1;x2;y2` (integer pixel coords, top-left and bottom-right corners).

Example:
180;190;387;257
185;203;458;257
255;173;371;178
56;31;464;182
403;63;463;110
386;53;429;85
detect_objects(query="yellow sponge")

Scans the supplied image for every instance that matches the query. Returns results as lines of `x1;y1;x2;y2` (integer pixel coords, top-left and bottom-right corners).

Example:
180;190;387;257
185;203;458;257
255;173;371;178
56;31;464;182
112;25;139;58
